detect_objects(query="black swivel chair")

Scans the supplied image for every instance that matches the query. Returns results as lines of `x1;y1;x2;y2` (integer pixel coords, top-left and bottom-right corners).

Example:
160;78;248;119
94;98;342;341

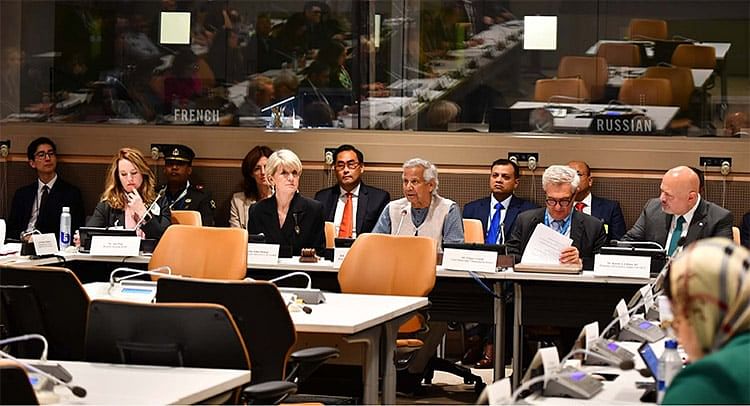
0;360;39;405
0;265;89;361
155;278;339;404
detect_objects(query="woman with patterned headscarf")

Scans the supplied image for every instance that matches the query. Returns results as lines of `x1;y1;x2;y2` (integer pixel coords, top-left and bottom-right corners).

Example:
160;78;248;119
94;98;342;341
662;237;750;404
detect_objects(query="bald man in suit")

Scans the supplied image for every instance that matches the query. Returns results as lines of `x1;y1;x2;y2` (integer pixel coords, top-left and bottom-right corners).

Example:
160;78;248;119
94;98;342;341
623;166;733;254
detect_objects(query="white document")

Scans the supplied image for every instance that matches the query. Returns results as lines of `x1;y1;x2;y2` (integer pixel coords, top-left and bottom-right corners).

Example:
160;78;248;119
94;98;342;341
90;236;141;256
32;233;58;255
520;223;572;265
539;346;561;383
442;248;498;273
247;243;280;265
332;247;350;269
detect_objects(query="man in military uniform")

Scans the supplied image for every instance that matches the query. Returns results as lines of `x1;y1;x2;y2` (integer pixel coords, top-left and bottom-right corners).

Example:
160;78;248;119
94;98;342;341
160;144;216;226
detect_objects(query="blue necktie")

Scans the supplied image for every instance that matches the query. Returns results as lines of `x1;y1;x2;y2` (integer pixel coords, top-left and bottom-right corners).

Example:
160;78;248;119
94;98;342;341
667;216;685;256
550;219;565;233
485;202;504;244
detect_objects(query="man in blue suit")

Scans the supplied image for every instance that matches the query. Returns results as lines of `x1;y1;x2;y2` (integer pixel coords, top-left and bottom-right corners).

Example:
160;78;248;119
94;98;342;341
461;158;536;368
568;161;627;242
463;158;537;245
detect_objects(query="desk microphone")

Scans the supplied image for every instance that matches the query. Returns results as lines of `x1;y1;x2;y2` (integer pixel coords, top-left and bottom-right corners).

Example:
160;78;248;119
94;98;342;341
395;209;408;235
134;188;167;231
109;266;173;286
270;271;312;289
0;349;87;398
561;348;635;371
609;240;665;251
499;221;506;245
0;334;48;361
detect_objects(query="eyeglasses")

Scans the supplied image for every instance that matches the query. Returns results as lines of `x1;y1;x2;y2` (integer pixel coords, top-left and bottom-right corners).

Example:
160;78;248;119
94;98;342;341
545;197;573;207
34;151;55;159
335;160;361;170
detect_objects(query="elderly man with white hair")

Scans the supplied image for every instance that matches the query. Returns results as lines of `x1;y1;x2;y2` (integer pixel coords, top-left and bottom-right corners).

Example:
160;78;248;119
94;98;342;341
506;165;607;270
372;157;464;249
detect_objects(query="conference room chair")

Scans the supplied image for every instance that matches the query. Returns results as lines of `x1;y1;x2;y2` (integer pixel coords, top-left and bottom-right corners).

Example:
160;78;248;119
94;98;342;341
463;219;485;243
338;234;485;392
618;78;674;107
596;42;642;67
170;209;202;226
643;66;695;129
533;78;590;103
0;360;39;405
627;18;668;40
671;44;717;69
324;221;335;248
84;300;251;403
148;224;247;279
557;56;609;102
0;264;89;361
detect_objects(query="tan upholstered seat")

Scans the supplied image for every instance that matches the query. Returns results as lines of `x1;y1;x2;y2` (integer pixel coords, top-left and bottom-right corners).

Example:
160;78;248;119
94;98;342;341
533;78;590;103
463;218;485;243
619;78;673;107
557;56;609;102
324;221;335;248
671;44;716;69
149;224;248;279
597;43;642;67
627;19;668;40
170;210;202;226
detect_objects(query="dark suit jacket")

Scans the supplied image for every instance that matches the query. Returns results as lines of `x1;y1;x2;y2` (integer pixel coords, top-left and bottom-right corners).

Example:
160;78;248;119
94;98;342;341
506;208;608;270
462;195;537;242
590;195;627;241
314;183;390;235
248;192;326;257
86;201;171;240
7;178;85;240
741;212;750;249
622;198;733;248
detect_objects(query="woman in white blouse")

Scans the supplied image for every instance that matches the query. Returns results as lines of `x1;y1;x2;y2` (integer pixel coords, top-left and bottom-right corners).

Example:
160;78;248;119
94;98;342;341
229;145;273;228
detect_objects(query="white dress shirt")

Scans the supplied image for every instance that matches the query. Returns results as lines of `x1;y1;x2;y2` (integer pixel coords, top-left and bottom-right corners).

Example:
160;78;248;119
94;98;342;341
665;195;700;250
26;174;58;232
487;194;513;243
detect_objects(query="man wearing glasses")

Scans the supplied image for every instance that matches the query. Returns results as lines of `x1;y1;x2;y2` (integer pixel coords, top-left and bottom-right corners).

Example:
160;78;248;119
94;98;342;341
7;137;85;242
506;165;607;270
314;144;390;237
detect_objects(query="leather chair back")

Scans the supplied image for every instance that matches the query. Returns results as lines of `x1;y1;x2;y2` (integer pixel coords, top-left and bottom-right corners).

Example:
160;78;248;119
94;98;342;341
324;221;335;248
85;300;249;370
644;66;695;111
628;18;668;40
155;278;295;383
170;210;202;226
149;225;248;279
619;78;673;106
0;265;89;360
597;43;642;66
671;44;716;69
557;56;609;102
463;219;485;243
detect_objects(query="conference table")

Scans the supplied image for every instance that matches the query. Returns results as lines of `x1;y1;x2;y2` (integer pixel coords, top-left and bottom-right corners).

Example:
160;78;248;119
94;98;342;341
31;359;250;404
7;251;646;387
606;66;714;89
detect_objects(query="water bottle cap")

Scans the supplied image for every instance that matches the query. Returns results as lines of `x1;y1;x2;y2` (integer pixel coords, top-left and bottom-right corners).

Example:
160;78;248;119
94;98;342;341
62;207;70;213
665;339;678;349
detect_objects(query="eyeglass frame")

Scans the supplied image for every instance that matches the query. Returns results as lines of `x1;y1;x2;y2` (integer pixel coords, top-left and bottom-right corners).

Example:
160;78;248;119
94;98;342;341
34;150;56;160
544;196;573;207
334;160;361;171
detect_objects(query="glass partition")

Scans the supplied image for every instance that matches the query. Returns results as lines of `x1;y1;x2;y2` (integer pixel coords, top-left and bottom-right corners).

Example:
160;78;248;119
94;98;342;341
1;0;748;136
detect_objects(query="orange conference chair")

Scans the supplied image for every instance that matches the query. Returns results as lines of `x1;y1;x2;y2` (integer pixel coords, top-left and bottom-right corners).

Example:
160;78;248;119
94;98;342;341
671;44;717;69
557;56;609;102
170;210;202;226
324;221;335;248
618;78;673;107
627;18;668;40
597;42;642;67
463;219;485;243
149;224;248;279
533;78;590;103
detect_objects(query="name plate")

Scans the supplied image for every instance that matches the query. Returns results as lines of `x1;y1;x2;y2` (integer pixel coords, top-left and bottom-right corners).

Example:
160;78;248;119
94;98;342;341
442;248;498;273
90;236;141;256
616;298;630;329
332;247;350;269
32;233;58;256
247;243;280;265
594;254;650;278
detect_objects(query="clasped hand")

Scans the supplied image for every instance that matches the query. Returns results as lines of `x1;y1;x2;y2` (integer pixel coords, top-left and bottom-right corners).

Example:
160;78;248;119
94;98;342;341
559;246;582;266
126;189;147;219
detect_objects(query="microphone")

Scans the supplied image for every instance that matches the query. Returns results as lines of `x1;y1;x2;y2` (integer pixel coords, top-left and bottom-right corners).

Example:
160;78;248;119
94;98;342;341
133;188;167;231
610;240;665;251
499;221;506;245
0;334;48;361
0;349;87;398
109;266;173;286
292;212;301;235
260;96;296;113
269;271;312;289
395;209;408;235
561;348;635;371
